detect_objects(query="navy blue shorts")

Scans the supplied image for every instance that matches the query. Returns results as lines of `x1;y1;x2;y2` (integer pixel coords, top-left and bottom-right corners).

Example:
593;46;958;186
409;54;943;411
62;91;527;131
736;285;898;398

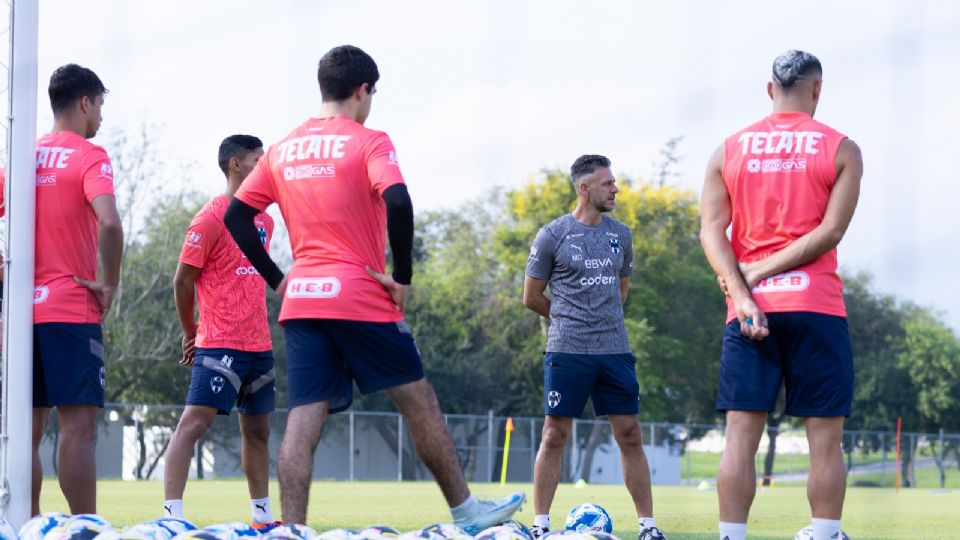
187;348;276;415
717;312;853;417
543;352;639;417
34;323;105;408
284;319;424;413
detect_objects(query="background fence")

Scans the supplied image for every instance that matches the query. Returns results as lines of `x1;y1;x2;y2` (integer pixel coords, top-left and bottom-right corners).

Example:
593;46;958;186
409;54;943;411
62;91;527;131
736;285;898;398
35;404;960;489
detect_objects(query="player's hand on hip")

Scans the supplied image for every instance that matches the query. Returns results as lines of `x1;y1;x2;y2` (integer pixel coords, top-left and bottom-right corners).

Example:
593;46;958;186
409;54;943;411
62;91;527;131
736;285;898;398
733;295;769;340
180;334;196;366
74;276;117;316
274;274;289;299
366;266;409;312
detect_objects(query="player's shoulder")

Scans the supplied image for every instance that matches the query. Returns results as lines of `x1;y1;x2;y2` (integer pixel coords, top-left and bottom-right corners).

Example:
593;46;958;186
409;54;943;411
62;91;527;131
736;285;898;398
540;214;573;238
193;195;230;226
601;215;631;236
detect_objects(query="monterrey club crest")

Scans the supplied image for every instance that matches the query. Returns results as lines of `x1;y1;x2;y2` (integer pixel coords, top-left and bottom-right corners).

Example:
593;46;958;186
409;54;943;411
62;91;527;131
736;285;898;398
547;391;561;408
609;238;621;253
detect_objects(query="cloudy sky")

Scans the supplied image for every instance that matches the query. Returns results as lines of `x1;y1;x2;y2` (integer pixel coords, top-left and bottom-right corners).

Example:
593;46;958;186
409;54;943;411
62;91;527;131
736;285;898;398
29;0;960;329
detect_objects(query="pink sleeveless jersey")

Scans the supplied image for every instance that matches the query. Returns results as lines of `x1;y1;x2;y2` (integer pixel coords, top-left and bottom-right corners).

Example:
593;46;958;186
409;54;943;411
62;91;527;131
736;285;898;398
722;111;848;321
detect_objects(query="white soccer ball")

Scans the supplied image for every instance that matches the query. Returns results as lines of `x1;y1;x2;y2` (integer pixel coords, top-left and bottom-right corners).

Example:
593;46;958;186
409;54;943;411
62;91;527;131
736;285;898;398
261;525;319;540
564;504;613;534
474;525;527;540
171;531;221;540
151;518;198;539
356;525;401;540
315;529;358;540
44;514;115;540
199;522;259;540
20;512;72;540
793;527;850;540
418;524;470;540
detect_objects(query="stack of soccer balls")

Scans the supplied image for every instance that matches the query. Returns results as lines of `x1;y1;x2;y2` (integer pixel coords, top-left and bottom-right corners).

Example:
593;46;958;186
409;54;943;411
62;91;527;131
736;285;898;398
0;508;624;540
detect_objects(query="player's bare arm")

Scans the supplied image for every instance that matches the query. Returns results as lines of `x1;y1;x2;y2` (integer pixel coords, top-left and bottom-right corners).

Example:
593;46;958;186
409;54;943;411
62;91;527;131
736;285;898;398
172;262;202;365
522;276;551;319
738;139;863;288
699;144;768;340
620;277;630;305
75;194;123;316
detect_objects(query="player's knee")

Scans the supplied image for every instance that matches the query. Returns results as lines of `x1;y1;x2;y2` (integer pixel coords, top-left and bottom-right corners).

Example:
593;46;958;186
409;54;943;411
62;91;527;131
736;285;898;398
176;415;214;441
615;422;643;450
241;422;270;445
541;423;570;449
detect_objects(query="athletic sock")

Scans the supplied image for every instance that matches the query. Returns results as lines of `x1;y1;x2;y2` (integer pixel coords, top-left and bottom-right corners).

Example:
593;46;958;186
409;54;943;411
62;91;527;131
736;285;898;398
811;518;841;540
163;499;183;518
450;495;476;518
251;497;274;523
533;515;551;529
718;521;746;540
638;517;656;530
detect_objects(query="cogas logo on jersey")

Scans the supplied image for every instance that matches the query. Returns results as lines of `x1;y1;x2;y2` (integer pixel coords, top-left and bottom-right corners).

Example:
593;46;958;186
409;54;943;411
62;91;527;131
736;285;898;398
287;277;341;298
283;164;336;181
235;266;260;276
34;285;49;304
36;174;57;186
752;271;811;293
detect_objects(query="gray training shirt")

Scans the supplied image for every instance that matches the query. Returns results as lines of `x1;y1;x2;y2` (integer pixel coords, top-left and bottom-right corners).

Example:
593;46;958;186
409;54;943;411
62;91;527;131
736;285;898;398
526;214;633;354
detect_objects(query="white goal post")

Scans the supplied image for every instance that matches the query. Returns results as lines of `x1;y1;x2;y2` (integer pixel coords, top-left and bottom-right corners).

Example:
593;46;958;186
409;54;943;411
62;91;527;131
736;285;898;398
1;0;38;528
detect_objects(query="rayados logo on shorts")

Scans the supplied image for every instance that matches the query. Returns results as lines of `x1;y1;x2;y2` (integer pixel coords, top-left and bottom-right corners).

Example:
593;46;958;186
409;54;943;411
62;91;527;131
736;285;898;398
287;277;341;299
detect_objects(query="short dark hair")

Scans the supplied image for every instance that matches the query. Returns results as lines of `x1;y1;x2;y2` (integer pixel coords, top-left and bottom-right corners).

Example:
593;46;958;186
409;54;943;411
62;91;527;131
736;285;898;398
48;64;107;115
218;134;263;174
317;45;380;102
772;50;822;89
570;154;611;184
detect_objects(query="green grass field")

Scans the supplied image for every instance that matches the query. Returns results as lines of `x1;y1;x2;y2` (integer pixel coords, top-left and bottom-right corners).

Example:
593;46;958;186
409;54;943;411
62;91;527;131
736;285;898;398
39;479;960;539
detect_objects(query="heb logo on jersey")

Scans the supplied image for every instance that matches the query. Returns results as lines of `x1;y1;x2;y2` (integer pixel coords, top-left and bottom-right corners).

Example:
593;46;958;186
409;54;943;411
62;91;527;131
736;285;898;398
746;158;807;174
36;174;57;186
283;164;336;181
34;285;50;304
752;271;810;293
737;131;824;156
287;277;341;298
185;231;202;249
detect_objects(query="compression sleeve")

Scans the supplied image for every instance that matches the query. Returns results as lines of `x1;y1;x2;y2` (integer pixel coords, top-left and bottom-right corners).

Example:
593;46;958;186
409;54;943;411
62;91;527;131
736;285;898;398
383;184;414;285
224;197;285;291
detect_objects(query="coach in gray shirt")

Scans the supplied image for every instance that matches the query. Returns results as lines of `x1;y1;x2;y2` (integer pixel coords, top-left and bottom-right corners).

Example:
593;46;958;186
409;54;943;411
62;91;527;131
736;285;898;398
523;155;666;540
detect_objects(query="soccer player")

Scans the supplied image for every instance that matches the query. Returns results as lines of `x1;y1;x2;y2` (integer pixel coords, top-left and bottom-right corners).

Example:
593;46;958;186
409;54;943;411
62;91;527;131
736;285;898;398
523;155;667;540
699;50;862;540
223;45;525;531
163;135;279;530
25;64;123;515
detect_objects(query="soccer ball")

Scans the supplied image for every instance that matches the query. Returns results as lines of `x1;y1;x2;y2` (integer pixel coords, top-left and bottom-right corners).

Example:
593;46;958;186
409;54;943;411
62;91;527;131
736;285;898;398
579;532;619;540
198;523;259;540
793;527;851;540
356;525;401;539
120;523;172;540
502;521;533;540
171;532;220;540
564;504;613;534
261;525;319;540
315;529;358;540
44;514;115;540
20;513;72;540
95;531;124;540
418;524;470;540
0;518;18;540
151;518;198;539
473;525;527;540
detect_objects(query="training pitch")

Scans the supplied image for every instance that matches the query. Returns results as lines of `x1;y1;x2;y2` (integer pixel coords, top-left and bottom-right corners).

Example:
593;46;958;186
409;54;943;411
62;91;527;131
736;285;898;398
39;479;960;539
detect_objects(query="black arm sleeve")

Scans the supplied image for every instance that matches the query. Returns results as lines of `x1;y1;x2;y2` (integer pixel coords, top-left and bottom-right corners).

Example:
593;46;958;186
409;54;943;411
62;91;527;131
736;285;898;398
383;184;414;285
224;198;285;291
